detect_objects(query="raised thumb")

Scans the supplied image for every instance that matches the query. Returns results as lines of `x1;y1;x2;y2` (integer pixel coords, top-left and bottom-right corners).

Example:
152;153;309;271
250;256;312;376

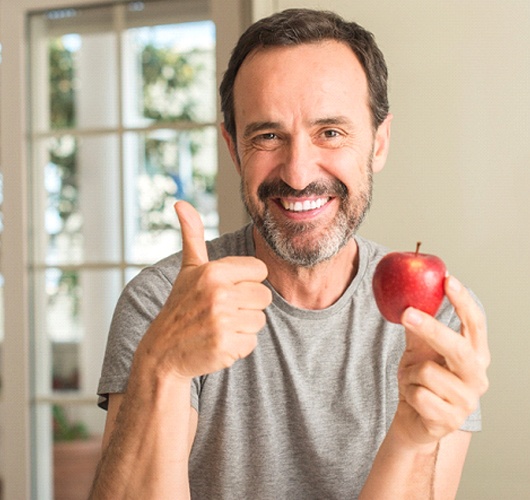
174;201;209;267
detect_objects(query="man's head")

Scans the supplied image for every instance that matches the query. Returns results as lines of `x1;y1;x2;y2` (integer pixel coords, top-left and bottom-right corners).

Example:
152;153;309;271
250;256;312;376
220;10;392;269
220;8;389;144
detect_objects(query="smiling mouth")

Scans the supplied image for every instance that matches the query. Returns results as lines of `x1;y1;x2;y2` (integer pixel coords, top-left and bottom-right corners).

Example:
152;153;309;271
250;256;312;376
279;197;330;212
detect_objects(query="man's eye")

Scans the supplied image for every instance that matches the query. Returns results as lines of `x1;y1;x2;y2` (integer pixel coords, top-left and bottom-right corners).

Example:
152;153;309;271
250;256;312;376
258;133;277;140
323;129;340;138
250;132;281;150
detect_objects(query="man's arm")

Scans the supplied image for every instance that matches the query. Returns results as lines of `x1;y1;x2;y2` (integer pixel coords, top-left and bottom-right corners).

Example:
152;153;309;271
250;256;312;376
90;380;197;498
89;202;272;497
434;429;472;498
359;428;471;499
360;276;489;499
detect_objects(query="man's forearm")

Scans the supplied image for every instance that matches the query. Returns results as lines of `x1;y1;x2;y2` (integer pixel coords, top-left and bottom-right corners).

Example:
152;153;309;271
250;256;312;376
359;422;440;500
89;356;194;499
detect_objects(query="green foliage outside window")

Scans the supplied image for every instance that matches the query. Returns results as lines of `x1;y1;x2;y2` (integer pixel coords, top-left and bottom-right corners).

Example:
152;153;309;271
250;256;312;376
141;43;201;122
47;30;215;238
49;38;75;129
53;404;89;441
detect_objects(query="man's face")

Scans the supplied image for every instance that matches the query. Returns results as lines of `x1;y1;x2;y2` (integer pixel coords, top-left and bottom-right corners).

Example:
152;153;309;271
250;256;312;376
225;40;391;267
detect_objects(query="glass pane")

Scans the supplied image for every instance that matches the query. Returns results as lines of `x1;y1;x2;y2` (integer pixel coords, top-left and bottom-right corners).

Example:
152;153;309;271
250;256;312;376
31;268;122;396
50;402;105;499
123;20;216;127
49;35;78;129
30;6;119;133
74;31;119;129
76;268;123;395
53;342;80;390
33;134;121;265
46;268;82;347
34;135;82;265
123;127;218;264
76;135;121;263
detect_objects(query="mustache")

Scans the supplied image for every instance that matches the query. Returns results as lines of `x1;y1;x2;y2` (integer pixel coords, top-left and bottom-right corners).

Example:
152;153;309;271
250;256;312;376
257;179;348;201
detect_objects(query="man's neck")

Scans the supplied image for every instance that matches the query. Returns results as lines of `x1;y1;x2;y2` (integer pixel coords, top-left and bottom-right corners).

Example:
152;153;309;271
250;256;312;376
253;227;360;310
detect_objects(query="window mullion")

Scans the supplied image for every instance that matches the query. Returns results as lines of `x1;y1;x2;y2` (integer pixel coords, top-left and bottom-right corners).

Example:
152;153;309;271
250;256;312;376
114;2;128;286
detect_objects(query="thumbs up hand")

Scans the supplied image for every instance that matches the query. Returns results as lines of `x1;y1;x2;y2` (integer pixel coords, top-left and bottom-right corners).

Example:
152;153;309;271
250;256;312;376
137;201;272;380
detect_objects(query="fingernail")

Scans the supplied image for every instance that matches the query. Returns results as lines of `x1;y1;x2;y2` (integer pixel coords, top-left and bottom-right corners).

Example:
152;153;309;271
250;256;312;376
404;308;423;326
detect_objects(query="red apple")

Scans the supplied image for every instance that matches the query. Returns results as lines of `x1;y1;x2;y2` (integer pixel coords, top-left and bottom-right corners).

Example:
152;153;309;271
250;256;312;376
372;242;447;324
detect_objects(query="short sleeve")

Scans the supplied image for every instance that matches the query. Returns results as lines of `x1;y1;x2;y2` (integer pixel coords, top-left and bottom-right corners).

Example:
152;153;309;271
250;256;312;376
97;266;172;409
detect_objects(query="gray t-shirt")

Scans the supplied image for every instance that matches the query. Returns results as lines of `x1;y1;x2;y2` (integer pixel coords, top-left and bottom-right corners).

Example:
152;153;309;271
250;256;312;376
98;225;481;499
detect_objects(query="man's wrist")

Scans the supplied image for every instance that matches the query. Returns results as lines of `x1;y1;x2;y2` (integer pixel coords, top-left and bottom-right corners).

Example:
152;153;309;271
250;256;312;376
128;341;193;404
384;419;440;457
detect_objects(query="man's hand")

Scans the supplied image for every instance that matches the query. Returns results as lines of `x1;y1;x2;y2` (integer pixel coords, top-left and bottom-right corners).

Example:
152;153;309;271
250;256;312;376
137;201;272;379
395;275;490;447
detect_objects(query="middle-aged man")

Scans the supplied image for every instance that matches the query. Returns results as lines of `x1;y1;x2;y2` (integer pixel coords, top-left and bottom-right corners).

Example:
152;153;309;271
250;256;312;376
91;8;490;499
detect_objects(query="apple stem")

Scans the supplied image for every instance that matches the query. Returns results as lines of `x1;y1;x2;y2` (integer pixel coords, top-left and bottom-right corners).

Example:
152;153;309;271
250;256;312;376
416;242;422;255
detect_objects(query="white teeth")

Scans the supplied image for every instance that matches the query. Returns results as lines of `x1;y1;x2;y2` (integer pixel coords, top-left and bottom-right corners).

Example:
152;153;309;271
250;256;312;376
280;197;329;212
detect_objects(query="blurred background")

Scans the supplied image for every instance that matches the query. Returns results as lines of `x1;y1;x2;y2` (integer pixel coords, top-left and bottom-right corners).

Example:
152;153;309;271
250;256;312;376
0;0;528;498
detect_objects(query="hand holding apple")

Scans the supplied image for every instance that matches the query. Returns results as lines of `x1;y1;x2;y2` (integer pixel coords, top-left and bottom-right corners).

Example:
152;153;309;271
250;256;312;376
372;242;447;324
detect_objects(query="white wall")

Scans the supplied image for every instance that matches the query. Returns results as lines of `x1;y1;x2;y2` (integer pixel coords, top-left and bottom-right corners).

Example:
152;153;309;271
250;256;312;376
260;1;530;498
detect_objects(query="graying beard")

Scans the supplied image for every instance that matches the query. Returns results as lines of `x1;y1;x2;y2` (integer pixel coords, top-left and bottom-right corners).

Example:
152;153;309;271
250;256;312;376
240;166;373;268
260;210;352;268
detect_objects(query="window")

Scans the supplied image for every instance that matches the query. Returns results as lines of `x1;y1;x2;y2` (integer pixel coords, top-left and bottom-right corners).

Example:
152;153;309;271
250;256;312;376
27;0;219;496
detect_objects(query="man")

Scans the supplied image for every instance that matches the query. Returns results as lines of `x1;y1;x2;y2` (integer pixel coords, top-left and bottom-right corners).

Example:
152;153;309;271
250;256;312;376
91;8;489;499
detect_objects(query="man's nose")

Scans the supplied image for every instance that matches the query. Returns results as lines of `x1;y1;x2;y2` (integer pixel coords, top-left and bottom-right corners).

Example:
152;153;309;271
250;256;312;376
279;136;320;191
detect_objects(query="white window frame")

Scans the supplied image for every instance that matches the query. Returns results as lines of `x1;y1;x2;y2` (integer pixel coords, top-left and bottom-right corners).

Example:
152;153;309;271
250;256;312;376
0;0;251;497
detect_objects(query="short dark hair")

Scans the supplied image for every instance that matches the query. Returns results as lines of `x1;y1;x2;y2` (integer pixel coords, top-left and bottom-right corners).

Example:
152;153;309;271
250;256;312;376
220;8;390;141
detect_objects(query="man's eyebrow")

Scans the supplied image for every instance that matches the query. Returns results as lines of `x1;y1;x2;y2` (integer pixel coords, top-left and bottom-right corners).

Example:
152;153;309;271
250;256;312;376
242;116;354;138
311;116;354;127
243;121;282;139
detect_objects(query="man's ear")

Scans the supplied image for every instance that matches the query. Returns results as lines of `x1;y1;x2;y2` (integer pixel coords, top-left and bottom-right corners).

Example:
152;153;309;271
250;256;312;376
372;113;392;173
220;123;241;173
